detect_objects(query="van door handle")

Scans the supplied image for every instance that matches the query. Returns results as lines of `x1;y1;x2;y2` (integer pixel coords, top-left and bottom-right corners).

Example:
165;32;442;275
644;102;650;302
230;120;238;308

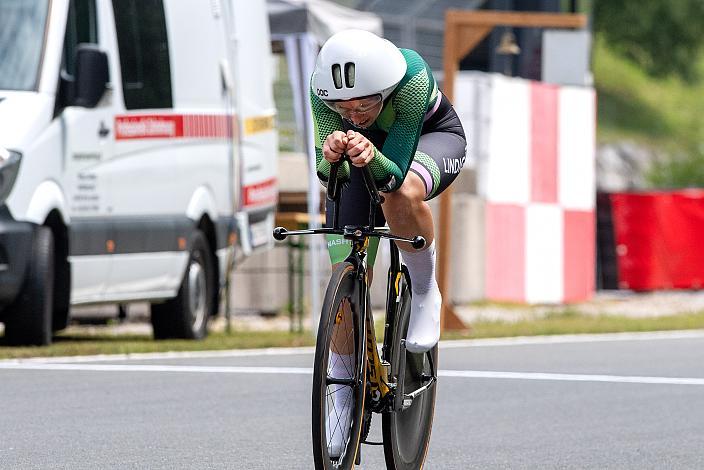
99;121;111;138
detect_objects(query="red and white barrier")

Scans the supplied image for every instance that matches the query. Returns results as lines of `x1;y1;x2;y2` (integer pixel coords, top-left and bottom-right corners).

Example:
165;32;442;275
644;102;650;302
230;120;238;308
456;73;596;304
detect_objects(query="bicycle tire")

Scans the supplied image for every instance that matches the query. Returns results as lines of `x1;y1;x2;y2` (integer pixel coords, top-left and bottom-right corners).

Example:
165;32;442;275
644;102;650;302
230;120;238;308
312;262;367;469
382;270;437;470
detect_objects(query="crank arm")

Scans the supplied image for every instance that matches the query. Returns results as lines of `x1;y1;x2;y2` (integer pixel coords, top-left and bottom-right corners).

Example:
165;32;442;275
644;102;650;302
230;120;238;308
326;376;357;387
401;376;437;411
393;340;408;412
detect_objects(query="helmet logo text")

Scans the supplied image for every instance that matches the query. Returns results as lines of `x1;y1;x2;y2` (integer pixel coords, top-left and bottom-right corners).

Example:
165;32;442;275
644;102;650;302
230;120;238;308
317;89;329;97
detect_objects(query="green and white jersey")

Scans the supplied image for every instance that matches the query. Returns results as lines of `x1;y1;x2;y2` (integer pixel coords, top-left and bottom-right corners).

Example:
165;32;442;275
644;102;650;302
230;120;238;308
310;48;439;191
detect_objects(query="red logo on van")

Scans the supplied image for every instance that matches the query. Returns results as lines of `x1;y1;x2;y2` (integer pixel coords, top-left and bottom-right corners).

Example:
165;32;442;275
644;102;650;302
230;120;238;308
115;114;232;140
244;178;278;207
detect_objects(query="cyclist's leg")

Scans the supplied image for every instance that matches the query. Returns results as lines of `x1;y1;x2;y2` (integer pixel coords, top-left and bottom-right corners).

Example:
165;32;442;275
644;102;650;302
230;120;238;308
381;130;467;353
326;236;380;275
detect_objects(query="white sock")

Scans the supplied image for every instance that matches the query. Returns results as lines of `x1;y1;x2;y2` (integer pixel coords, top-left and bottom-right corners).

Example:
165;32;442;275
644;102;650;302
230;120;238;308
328;352;354;419
400;241;441;353
327;352;354;458
329;351;354;379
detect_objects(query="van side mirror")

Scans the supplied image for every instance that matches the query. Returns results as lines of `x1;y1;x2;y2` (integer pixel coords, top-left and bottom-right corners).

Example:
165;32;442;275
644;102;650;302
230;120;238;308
72;44;109;108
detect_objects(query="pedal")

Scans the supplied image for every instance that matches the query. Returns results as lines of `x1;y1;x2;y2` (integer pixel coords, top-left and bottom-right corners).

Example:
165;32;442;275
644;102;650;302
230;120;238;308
381;360;392;390
381;360;391;378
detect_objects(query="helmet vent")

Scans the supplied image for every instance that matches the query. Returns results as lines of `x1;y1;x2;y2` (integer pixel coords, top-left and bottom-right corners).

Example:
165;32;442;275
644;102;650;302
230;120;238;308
332;64;343;89
344;63;355;88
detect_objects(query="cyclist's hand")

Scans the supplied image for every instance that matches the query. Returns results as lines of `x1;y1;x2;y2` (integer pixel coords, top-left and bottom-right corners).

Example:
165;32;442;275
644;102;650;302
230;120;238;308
323;131;348;163
346;131;374;168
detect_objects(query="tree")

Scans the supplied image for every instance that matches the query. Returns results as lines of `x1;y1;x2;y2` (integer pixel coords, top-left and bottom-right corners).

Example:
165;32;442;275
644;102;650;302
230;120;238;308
594;0;704;83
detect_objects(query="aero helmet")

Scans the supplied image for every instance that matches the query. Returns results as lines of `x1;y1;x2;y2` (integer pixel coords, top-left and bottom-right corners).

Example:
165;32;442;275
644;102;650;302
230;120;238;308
312;30;407;105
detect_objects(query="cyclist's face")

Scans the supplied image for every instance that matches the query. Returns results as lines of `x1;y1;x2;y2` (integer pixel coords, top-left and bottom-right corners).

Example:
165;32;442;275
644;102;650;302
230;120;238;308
330;95;382;128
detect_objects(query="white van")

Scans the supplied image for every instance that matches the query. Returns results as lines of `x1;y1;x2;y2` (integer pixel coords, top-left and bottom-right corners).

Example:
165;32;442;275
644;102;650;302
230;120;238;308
0;0;278;345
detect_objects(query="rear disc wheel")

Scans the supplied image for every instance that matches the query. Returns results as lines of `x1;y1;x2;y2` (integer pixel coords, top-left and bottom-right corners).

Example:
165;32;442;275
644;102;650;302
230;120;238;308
382;275;437;469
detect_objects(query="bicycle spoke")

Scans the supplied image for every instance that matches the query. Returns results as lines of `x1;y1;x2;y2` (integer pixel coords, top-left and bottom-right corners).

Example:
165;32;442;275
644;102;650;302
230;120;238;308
327;298;355;380
328;386;352;454
339;311;354;378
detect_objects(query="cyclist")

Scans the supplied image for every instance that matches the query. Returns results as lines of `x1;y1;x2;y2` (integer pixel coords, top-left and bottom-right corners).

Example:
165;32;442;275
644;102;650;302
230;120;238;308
311;29;466;457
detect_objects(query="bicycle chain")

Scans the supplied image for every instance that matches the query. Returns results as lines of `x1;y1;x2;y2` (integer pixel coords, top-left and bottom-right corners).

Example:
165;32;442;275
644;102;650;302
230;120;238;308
360;408;372;443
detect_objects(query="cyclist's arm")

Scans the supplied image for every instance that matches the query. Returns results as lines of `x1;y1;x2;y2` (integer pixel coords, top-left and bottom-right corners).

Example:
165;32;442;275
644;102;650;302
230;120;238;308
367;65;432;191
310;88;350;186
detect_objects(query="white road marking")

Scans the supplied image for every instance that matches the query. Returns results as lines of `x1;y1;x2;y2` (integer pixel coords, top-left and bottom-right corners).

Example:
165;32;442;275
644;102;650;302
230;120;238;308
439;329;704;349
0;362;703;386
2;330;702;365
439;370;704;385
0;363;313;375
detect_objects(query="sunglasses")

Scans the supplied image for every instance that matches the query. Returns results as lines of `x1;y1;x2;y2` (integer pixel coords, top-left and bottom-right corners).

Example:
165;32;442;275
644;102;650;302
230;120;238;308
323;94;383;119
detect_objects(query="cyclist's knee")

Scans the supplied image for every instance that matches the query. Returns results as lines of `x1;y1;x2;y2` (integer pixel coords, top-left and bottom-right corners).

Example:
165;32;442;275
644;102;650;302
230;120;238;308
385;173;426;204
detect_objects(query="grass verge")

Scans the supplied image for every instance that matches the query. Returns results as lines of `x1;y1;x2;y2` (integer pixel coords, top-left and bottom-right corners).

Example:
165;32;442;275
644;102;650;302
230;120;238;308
1;310;703;360
442;310;704;340
0;330;315;360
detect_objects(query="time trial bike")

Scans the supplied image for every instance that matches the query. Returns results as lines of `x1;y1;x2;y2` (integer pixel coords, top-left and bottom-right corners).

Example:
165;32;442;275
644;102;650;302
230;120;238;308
273;156;438;469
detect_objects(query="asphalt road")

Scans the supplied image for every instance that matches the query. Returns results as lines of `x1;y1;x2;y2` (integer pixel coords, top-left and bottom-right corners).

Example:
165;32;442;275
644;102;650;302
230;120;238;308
1;331;704;469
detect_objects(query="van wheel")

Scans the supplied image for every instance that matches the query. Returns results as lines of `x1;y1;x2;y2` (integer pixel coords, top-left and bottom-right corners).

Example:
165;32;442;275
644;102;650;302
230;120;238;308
52;257;71;332
151;231;214;340
4;226;54;346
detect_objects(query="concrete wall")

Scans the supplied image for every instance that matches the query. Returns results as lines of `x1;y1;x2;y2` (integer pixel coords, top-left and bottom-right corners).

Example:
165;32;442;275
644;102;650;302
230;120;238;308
453;72;596;304
231;241;331;315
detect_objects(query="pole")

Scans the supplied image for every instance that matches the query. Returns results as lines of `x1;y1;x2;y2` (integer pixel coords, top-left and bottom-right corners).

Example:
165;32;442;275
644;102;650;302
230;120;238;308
439;13;469;331
437;10;587;331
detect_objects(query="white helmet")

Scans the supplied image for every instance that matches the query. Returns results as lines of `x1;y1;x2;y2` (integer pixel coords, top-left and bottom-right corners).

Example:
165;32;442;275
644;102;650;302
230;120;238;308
312;29;407;104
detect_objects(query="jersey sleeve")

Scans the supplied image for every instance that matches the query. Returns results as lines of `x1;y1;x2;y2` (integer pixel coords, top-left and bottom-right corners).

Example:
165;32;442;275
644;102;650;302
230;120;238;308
367;65;431;191
310;88;350;186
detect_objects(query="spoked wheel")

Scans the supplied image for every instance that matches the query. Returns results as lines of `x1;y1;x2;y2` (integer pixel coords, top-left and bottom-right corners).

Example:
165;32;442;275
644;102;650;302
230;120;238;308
383;273;438;469
312;262;367;470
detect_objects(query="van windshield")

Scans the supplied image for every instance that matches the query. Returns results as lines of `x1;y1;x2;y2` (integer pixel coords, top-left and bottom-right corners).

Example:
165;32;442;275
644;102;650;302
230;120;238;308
0;0;49;91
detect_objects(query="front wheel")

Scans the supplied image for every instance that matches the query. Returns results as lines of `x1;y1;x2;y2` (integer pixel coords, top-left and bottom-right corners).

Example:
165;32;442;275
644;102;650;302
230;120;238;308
312;262;367;470
382;272;437;469
4;226;54;346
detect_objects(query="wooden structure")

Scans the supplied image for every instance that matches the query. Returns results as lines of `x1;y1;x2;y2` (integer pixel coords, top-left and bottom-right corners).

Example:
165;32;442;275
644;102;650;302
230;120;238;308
438;10;588;331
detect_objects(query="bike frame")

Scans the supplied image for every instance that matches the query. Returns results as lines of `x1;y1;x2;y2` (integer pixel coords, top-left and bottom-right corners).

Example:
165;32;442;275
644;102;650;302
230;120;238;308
272;156;436;413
